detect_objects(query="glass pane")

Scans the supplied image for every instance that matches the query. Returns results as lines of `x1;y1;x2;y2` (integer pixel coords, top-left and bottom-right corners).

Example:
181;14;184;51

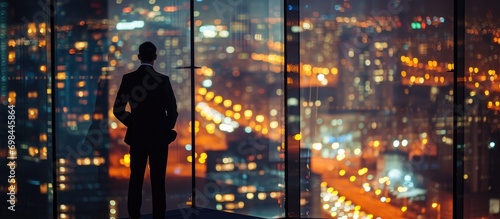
464;1;500;218
54;1;192;218
300;1;454;218
1;1;53;218
193;0;285;217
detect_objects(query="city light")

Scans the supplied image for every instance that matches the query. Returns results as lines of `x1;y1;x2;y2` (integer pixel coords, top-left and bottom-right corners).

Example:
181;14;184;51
116;20;145;30
5;0;500;218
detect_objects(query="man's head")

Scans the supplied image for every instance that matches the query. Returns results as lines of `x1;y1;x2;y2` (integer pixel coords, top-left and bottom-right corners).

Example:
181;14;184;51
138;41;157;63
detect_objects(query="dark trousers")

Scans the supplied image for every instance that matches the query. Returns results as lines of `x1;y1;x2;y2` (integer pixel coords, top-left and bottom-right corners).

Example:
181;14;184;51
128;145;168;219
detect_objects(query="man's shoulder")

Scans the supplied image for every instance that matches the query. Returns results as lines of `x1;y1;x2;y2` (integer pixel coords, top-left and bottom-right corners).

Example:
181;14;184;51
122;67;170;81
148;70;170;81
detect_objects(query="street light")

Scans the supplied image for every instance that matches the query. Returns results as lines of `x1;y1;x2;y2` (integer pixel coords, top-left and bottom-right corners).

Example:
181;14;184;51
432;202;441;219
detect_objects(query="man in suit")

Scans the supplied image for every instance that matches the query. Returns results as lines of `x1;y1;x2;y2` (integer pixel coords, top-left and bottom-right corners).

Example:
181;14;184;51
113;41;178;219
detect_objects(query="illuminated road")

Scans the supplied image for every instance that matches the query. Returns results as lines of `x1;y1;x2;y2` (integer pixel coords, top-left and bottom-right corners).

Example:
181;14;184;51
312;155;418;219
322;175;416;219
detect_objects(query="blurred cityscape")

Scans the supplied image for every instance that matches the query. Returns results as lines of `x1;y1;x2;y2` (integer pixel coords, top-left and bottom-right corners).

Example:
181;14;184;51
1;0;500;218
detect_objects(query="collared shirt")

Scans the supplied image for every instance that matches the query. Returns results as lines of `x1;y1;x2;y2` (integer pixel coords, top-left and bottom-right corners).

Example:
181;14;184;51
140;63;154;67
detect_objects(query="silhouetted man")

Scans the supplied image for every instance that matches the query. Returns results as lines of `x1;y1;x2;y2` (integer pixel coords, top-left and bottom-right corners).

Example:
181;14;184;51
113;41;178;219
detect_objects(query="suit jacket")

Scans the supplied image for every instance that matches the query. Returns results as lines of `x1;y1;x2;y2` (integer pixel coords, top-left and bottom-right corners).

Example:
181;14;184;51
113;65;178;147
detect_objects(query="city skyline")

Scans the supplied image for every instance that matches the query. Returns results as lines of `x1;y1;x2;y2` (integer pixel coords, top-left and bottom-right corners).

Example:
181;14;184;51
2;0;500;218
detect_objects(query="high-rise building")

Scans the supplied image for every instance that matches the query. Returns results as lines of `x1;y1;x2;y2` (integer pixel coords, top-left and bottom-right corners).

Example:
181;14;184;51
0;6;53;218
204;131;284;218
0;1;7;104
52;1;111;218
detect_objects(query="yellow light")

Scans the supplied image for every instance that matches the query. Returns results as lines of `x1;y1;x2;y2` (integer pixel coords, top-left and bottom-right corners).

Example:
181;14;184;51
215;194;222;201
248;162;257;170
254;124;262;131
214;96;223;104
320;182;327;188
223;99;232;107
338;196;346;203
77;81;85;87
57;72;67;80
375;189;381;195
258;192;267;200
233;113;241;120
432;202;438;208
206;123;216;134
331;67;338;74
303;64;312;71
187;156;192;163
349;176;356;182
244;110;253;118
354;205;361;211
205;92;214;101
198;87;207;95
233;104;242;112
339;169;346;176
401;206;407;212
312;142;322;150
294;133;301;140
225;110;233;117
327;187;334;193
246;193;254;199
28;108;39;120
255;115;265;122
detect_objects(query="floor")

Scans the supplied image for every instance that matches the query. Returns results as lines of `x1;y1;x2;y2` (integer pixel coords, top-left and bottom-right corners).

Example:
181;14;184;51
120;207;263;219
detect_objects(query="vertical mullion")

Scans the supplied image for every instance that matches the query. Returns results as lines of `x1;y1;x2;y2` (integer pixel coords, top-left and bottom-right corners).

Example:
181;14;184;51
49;0;58;218
190;0;196;209
453;0;465;218
284;0;300;217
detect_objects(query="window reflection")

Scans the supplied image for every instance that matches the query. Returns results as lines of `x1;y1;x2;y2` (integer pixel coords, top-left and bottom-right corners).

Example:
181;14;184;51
300;0;457;218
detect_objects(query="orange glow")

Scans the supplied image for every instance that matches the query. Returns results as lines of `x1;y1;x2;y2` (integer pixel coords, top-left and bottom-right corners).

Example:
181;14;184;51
163;6;178;12
122;7;131;13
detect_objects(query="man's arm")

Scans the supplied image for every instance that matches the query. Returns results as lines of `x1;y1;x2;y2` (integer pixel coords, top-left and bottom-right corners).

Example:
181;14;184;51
165;77;178;129
113;76;132;127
